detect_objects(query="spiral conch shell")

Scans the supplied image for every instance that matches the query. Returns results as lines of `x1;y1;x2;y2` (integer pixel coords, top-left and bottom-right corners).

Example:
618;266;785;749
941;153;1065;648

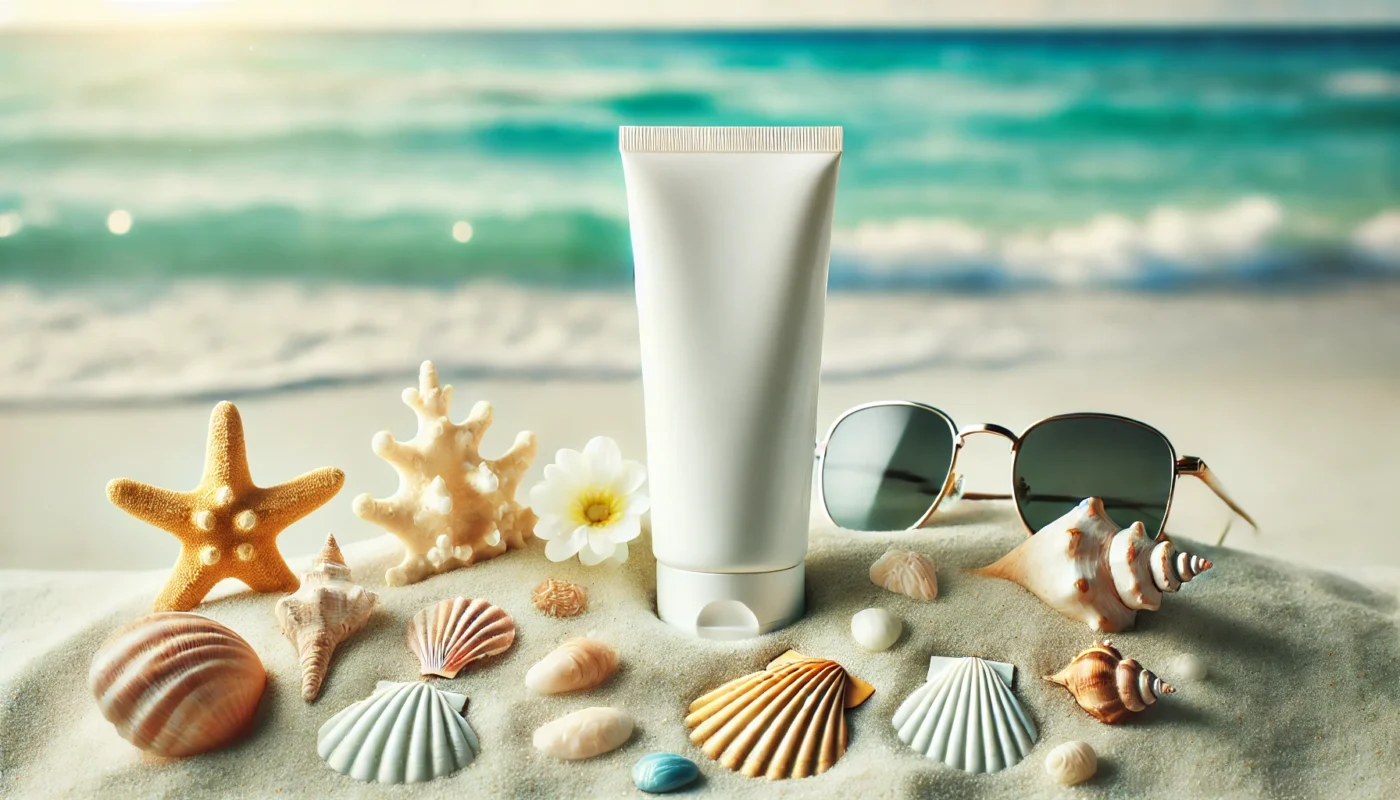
685;650;875;780
408;597;516;679
89;612;266;757
1045;640;1175;724
869;549;938;601
275;534;378;701
974;497;1213;632
525;637;619;695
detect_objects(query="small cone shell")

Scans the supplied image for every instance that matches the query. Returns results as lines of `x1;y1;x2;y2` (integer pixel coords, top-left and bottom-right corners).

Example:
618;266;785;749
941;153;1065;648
1045;640;1175;725
275;534;378;702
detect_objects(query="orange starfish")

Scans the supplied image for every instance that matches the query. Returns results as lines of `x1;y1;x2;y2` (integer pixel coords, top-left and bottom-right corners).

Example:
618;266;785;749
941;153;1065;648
108;401;345;612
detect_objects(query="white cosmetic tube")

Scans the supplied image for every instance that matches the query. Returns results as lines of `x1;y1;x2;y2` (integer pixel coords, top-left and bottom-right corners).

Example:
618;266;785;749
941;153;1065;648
620;126;841;639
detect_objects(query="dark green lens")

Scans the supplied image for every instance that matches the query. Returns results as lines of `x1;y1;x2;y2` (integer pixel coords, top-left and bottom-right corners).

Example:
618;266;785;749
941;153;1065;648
1013;416;1174;534
821;404;956;531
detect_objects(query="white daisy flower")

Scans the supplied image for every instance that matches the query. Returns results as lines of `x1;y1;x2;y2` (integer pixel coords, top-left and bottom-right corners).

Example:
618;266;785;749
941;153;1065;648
529;436;649;566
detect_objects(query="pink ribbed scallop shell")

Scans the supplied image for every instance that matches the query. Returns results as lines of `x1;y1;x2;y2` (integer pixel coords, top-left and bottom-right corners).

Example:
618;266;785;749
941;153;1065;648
407;597;516;679
88;612;267;758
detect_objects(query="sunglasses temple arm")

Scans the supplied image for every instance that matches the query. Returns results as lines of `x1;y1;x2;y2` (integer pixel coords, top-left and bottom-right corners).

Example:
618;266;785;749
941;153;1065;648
1178;457;1258;545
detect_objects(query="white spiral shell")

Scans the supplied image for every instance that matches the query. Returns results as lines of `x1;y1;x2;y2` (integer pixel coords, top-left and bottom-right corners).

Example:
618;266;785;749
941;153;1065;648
318;681;480;784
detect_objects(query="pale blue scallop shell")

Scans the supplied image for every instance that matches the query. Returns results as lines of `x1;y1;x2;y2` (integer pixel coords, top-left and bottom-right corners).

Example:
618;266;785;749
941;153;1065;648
632;752;700;793
318;680;479;784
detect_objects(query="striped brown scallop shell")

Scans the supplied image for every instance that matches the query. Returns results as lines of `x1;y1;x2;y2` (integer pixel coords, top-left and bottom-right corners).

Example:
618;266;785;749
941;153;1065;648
685;651;874;780
88;612;267;757
407;597;516;679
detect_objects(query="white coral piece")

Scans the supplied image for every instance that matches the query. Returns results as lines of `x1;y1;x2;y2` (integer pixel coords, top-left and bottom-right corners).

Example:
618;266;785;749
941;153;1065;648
353;361;537;586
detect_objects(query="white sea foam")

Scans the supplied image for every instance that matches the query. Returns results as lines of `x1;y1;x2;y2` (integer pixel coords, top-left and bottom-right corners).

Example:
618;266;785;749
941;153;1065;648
1325;69;1400;98
1351;210;1400;269
0;282;1095;404
832;197;1289;285
7;276;1398;405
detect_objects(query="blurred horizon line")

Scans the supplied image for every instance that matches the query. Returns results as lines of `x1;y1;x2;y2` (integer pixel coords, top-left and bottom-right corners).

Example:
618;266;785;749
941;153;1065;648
4;24;1400;35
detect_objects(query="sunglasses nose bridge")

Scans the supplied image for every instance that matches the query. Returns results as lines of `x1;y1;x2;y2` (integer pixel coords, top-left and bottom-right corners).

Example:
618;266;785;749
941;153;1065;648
955;423;1019;450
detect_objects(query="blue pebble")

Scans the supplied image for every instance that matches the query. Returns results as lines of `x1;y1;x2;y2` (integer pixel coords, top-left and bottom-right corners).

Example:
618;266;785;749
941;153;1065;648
632;752;700;794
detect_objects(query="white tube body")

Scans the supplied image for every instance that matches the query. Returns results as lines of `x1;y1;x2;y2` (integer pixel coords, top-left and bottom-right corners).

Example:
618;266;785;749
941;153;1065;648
621;126;841;638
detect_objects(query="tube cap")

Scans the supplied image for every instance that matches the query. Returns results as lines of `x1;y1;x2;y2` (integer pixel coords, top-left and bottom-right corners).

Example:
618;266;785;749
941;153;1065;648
656;561;805;640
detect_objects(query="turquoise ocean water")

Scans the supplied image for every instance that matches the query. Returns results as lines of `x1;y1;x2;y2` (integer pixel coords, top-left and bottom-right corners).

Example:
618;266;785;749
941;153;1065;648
0;29;1398;290
1;30;1399;402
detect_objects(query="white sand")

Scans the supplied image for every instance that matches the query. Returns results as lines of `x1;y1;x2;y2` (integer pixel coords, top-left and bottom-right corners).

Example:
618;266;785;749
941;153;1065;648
3;289;1399;796
3;516;1398;798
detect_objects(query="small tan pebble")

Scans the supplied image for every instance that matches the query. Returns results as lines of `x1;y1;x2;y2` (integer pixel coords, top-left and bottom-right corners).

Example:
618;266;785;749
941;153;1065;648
1172;653;1207;682
1044;740;1097;786
532;577;588;617
850;608;902;651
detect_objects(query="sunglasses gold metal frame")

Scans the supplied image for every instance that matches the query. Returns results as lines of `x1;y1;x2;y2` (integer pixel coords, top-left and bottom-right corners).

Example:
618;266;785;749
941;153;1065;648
814;401;1257;545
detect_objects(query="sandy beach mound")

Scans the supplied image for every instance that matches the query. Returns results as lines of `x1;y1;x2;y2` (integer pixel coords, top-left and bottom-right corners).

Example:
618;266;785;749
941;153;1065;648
3;504;1397;799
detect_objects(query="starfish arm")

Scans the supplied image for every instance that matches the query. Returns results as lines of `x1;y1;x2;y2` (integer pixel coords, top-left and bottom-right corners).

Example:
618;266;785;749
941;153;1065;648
253;467;345;531
202;401;254;490
233;551;300;594
107;479;195;535
153;554;223;612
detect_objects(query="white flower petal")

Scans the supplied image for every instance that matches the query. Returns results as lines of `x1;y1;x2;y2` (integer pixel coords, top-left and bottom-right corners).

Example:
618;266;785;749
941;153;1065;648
533;514;569;541
530;479;577;517
609;514;642;544
578;536;613;566
587;531;615;557
625;491;650;516
583;436;623;482
556;447;586;477
606;542;629;566
618;460;648;494
544;525;588;562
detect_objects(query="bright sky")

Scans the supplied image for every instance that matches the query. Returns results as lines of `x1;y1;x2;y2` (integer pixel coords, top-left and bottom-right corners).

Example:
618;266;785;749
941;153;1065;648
5;0;1399;29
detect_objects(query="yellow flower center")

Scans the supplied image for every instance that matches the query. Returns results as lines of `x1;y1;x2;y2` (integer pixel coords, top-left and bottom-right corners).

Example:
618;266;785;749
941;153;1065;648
572;489;623;528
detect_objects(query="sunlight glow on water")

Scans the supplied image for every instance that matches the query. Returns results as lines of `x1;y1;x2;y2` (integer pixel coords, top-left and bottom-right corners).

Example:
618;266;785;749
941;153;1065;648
106;209;133;235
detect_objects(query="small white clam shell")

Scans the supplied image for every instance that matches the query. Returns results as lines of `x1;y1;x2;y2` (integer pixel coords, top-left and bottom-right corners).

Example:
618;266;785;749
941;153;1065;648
533;707;634;760
869;550;938;601
1171;653;1208;682
1044;740;1097;786
850;608;902;652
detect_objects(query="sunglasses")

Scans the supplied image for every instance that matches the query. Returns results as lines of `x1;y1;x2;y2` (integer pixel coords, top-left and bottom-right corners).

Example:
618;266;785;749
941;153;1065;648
815;403;1256;545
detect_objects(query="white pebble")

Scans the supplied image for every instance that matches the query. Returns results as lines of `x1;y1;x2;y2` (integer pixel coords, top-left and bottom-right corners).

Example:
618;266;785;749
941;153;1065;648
1172;653;1208;682
1044;740;1097;786
850;608;902;651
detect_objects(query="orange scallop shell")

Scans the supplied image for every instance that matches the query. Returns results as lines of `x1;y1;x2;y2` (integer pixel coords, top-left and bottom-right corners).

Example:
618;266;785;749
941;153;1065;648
407;597;516;679
88;612;267;757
